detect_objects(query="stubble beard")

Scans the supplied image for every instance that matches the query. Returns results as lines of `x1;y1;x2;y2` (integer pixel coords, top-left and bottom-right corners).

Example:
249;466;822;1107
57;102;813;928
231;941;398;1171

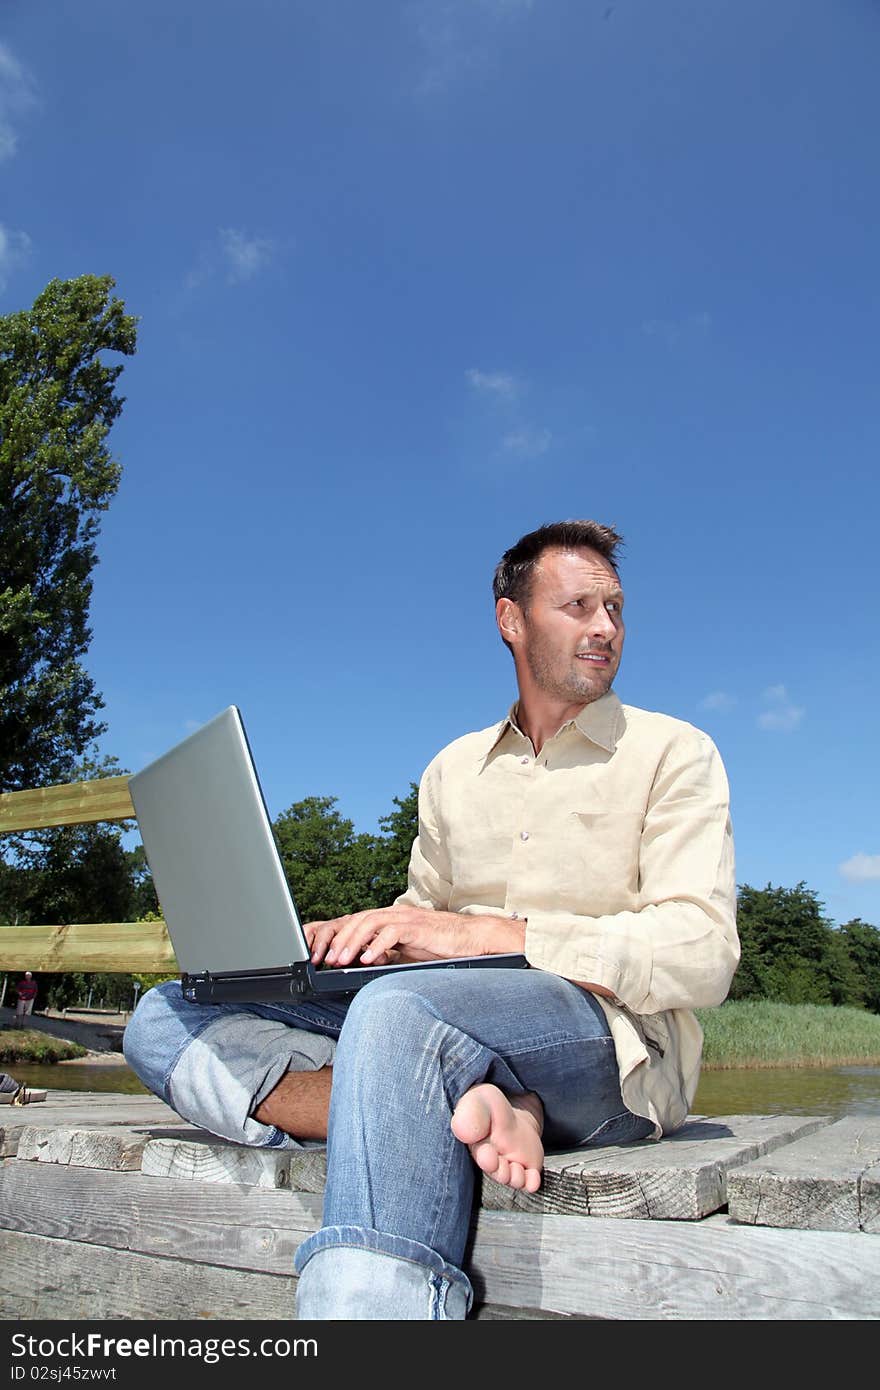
525;638;617;707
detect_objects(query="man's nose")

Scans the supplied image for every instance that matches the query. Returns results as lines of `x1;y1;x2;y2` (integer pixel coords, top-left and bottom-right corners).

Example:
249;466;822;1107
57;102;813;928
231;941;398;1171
589;605;618;640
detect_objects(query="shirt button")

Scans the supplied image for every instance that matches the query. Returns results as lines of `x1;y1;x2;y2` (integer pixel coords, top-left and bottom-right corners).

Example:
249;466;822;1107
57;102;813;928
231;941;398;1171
511;911;520;920
520;830;529;841
520;756;529;765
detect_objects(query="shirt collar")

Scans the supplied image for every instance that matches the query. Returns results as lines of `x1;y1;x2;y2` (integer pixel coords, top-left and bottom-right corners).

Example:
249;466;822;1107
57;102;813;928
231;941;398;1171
477;691;624;766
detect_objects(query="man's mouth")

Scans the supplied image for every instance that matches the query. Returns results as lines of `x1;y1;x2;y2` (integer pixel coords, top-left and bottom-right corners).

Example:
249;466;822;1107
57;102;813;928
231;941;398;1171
576;651;612;664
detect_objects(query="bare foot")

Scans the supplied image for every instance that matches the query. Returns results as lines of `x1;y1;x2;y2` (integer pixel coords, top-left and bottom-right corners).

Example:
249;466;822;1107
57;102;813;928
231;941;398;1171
450;1083;544;1192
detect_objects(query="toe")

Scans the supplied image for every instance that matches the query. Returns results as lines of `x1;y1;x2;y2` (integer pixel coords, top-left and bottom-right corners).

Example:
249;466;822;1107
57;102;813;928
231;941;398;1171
507;1162;526;1190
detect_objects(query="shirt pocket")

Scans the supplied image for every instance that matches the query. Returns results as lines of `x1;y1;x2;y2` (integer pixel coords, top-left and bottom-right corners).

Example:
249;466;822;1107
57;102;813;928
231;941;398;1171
568;808;644;909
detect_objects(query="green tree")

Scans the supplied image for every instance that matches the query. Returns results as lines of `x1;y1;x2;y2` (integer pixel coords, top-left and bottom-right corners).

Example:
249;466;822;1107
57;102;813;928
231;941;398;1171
0;274;137;793
0;752;137;928
372;782;419;904
731;882;861;1006
272;796;384;923
271;784;421;926
126;844;159;920
0;276;139;1012
839;918;880;1013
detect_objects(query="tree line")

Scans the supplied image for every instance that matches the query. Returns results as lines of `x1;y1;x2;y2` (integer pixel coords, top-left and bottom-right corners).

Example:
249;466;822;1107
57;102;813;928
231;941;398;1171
3;787;879;1014
2;276;878;1017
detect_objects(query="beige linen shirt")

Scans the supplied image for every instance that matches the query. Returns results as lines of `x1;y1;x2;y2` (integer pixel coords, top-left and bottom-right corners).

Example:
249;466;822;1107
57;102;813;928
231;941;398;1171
395;691;739;1136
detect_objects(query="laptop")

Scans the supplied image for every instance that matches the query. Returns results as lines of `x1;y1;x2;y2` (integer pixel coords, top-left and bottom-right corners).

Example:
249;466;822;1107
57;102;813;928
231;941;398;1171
128;706;528;1004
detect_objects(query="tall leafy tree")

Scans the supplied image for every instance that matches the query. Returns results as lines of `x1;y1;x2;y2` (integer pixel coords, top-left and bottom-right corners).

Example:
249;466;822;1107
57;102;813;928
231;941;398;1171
0;274;138;792
839;918;880;1013
372;782;419;904
271;784;421;926
731;881;862;1006
273;796;384;923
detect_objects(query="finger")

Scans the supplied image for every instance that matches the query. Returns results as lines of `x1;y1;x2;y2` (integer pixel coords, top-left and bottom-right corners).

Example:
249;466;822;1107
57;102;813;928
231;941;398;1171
307;917;351;962
325;911;394;963
356;923;433;966
358;925;409;964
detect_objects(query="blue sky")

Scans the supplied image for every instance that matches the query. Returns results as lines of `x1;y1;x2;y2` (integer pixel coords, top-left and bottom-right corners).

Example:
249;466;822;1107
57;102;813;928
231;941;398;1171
2;1;878;929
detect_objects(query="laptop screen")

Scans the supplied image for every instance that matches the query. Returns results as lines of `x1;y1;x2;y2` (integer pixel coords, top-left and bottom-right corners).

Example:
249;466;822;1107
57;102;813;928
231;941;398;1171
129;707;310;975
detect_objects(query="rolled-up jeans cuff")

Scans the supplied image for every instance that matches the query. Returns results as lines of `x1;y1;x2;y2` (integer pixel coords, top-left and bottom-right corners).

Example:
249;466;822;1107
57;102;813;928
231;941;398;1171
167;1014;336;1150
294;1225;473;1320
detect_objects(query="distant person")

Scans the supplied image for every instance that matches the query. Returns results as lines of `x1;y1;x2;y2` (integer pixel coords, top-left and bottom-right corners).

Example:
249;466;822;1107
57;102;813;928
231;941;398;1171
13;971;37;1028
124;519;739;1320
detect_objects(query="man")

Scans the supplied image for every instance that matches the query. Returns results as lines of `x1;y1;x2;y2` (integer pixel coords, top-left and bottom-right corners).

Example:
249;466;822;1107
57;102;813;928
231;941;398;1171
124;520;739;1320
13;971;37;1027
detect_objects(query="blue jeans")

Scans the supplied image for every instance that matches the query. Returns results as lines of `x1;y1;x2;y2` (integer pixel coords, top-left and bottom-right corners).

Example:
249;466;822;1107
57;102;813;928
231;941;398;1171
124;970;652;1319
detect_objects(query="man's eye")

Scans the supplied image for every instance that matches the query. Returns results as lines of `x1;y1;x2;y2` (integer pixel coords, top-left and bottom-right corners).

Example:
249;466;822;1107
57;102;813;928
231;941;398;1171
605;602;621;614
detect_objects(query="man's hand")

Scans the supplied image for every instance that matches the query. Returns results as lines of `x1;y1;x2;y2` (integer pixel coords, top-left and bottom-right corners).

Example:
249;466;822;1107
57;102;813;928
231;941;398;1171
304;906;525;968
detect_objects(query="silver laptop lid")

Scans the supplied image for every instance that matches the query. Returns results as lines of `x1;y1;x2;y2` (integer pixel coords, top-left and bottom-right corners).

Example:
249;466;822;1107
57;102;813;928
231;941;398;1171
128;707;308;974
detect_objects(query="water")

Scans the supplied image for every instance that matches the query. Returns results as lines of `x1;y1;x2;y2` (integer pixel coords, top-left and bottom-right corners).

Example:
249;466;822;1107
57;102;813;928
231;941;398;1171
8;1060;148;1095
694;1064;880;1120
8;1058;880;1119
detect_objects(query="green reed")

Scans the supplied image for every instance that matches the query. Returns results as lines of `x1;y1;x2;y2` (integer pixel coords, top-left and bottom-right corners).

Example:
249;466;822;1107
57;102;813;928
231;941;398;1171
696;1000;880;1069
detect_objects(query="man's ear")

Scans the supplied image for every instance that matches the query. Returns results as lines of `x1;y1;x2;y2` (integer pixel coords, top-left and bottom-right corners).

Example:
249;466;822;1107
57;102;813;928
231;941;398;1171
496;597;521;645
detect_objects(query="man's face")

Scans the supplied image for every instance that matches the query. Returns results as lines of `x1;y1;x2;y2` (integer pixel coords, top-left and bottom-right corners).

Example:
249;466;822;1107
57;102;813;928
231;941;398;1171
503;547;625;706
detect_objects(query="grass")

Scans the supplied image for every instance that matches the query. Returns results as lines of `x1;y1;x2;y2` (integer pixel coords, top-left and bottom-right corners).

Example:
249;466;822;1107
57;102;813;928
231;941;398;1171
2;1002;879;1073
696;1000;880;1069
0;1029;88;1064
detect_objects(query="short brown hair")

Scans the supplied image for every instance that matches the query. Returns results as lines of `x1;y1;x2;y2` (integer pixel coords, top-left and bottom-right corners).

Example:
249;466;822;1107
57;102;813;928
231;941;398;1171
493;520;624;610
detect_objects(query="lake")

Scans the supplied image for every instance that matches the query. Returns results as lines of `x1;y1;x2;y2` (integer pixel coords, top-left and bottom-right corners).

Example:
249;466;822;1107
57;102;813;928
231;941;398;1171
8;1057;880;1119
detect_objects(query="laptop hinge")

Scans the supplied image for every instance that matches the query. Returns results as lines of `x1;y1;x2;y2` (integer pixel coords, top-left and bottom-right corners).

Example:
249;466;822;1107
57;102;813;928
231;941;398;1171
181;963;312;1004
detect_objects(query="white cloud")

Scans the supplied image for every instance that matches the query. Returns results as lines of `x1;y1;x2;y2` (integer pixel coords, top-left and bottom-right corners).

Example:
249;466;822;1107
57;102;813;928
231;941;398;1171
465;364;553;461
642;312;711;347
757;684;804;733
700;691;737;713
839;854;880;883
219;228;275;283
502;427;552;458
0;224;32;290
186;228;277;290
466;368;520;401
409;0;535;95
0;43;37;162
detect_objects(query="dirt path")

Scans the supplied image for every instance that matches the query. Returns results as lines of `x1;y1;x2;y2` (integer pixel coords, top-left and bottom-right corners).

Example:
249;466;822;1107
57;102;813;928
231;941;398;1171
0;1005;126;1054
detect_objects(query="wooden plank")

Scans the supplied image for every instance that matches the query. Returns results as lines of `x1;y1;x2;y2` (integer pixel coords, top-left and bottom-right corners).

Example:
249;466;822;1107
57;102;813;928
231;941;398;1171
16;1126;150;1171
2;1090;192;1126
138;1132;328;1193
727;1116;880;1233
0;1228;579;1321
467;1209;880;1320
287;1146;330;1194
474;1303;593;1319
0;776;134;832
480;1113;833;1220
0;1229;299;1321
125;1114;832;1214
1;1161;878;1318
0;919;176;972
0;1092;200;1156
141;1137;295;1189
0;1161;320;1277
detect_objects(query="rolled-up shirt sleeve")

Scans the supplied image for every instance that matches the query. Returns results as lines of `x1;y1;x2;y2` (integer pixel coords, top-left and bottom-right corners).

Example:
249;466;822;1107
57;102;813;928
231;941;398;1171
523;728;739;1014
393;772;453;912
